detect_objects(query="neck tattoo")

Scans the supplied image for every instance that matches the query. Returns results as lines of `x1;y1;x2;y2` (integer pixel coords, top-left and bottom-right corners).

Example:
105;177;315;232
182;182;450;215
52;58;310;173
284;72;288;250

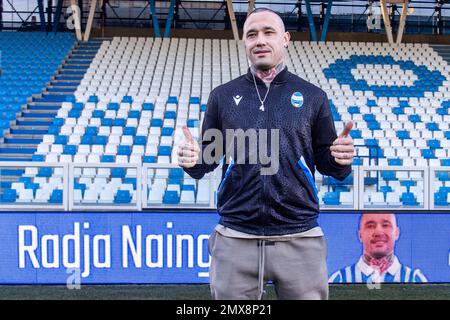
251;62;285;85
363;253;393;274
250;63;284;112
256;68;277;83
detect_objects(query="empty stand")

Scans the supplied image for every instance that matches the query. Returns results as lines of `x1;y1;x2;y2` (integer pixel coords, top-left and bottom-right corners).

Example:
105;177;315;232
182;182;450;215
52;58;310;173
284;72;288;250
1;36;450;209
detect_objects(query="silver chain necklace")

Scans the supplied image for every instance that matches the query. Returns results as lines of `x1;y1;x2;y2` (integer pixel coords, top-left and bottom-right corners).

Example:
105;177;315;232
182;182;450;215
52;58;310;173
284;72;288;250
251;71;270;112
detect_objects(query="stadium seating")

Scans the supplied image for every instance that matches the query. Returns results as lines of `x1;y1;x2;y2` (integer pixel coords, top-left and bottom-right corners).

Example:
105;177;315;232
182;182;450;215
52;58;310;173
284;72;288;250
1;35;450;208
0;32;76;155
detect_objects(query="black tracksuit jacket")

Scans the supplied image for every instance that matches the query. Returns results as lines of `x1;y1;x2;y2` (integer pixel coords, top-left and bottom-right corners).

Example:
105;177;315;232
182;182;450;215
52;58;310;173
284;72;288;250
184;67;352;236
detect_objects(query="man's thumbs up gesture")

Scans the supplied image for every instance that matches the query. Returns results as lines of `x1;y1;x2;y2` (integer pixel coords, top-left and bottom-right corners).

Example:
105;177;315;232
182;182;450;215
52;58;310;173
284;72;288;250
330;121;355;166
178;126;200;169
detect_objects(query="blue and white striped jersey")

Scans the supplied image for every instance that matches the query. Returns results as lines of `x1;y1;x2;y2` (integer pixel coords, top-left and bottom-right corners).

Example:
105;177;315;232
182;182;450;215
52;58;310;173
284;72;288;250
329;256;428;283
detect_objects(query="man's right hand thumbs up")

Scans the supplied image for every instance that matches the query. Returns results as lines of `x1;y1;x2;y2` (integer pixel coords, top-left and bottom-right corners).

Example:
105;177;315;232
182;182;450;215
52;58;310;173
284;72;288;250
178;125;200;169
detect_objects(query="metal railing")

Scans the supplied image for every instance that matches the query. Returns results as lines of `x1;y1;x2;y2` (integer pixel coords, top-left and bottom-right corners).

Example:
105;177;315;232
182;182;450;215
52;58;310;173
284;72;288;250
0;161;448;211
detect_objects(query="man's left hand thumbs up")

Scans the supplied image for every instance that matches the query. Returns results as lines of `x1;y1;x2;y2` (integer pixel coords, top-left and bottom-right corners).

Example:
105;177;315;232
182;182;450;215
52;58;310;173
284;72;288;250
330;121;355;166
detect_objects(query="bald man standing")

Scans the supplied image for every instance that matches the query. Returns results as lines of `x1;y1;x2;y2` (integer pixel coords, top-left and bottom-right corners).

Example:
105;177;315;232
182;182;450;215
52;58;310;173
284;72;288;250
178;8;355;300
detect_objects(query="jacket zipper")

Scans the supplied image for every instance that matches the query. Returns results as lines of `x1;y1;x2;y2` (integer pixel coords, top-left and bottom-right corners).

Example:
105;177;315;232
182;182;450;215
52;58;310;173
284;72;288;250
261;84;271;233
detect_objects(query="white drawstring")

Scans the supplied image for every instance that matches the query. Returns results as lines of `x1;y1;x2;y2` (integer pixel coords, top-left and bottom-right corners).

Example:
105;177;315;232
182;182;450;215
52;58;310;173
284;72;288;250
257;240;266;300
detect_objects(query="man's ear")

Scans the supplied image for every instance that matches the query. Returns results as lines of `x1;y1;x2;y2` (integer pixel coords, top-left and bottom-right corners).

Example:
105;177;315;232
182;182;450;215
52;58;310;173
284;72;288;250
284;31;291;47
395;227;400;241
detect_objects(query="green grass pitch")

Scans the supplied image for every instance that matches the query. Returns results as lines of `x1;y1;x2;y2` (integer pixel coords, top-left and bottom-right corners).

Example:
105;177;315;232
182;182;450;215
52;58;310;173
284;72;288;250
0;284;448;300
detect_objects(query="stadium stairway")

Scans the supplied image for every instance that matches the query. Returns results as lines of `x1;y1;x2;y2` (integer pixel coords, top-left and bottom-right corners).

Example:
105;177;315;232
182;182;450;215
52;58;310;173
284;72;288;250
0;39;103;162
430;45;450;65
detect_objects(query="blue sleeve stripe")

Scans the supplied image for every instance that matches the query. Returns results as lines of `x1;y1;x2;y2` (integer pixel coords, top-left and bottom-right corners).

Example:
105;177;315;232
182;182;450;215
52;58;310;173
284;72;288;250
298;156;319;202
217;158;234;194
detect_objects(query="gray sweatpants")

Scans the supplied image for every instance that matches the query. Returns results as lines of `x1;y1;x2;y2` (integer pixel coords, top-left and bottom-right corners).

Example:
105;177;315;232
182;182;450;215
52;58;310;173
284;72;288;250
208;230;329;300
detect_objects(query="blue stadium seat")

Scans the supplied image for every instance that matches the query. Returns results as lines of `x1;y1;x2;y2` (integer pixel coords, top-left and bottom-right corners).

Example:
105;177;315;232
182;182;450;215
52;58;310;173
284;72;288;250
128;111;140;119
115;190;132;204
426;122;439;131
151;119;163;127
32;155;44;162
38;167;52;177
95;136;108;145
182;185;196;193
347;106;360;114
63;145;77;155
68;109;81;118
349;130;362;139
19;177;32;184
369;147;383;158
437;172;450;181
427;140;441;149
93;110;105;118
118;146;131;156
162;127;174;136
381;171;397;181
164;111;176;119
47;126;60;135
388;158;402;166
396;131;410;140
123;127;136;136
434;192;448;206
142;103;154;111
101;155;115;163
85;126;98;136
25;182;40;196
134;136;146;145
81;135;94;145
422;149;436;159
108;102;120;110
352;157;363;166
434;192;449;207
189;97;200;104
72;102;84;110
55;135;68;145
401;192;418;206
143;156;157;163
52;118;65;127
363;114;375;122
167;96;178;104
163;190;180;204
401;180;415;192
74;182;86;196
49;189;63;204
437;108;448;116
1;189;17;203
111;168;126;178
187;119;199;128
122;96;132;103
392;107;405;115
323;192;340;205
408;115;421;123
114;118;126;127
158;146;171;156
365;139;378;147
88;95;99;103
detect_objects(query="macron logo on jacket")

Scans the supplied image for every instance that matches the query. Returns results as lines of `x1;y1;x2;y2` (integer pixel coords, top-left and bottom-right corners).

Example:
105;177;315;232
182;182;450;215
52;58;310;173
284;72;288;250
233;95;243;106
